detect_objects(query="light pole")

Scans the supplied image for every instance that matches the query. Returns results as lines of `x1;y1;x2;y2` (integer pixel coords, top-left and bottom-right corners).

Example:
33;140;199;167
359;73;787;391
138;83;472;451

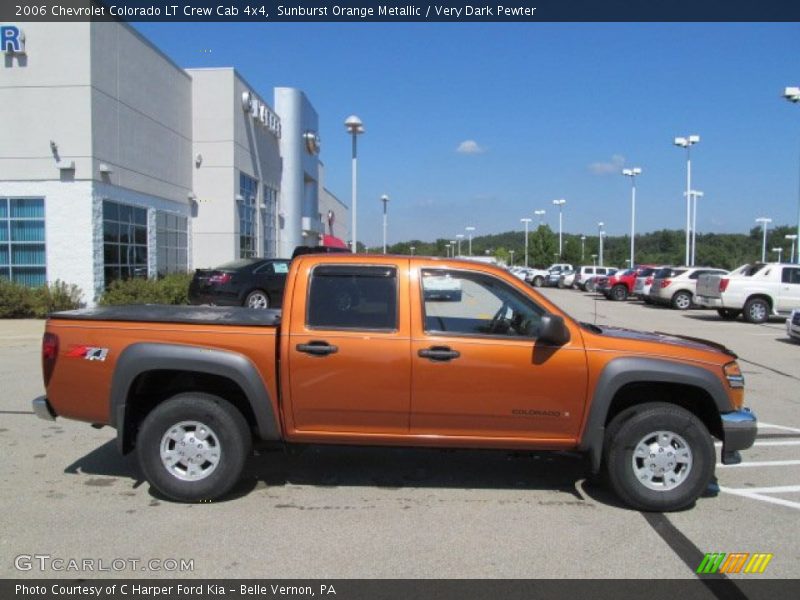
552;199;566;256
756;217;772;262
380;194;389;254
580;235;586;261
410;245;415;256
783;86;800;263
687;190;704;266
509;249;515;265
465;226;476;255
534;209;546;227
597;222;605;266
345;115;364;252
591;253;597;267
455;234;464;256
674;135;700;266
450;241;457;259
520;218;532;267
772;247;783;263
786;234;798;263
622;167;642;267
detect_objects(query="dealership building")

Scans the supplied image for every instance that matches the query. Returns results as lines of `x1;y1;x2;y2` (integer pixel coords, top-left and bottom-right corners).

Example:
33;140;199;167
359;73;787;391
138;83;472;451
0;21;348;304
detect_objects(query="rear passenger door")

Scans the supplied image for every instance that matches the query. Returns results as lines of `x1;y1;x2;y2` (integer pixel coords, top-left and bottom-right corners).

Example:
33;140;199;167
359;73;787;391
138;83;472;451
778;267;800;313
285;262;411;434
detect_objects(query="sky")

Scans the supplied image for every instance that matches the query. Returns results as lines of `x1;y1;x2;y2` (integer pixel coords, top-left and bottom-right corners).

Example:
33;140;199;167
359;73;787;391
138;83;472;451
135;22;800;247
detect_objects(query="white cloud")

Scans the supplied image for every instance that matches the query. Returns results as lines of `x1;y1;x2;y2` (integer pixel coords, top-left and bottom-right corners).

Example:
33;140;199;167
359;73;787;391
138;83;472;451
456;140;486;154
588;154;626;175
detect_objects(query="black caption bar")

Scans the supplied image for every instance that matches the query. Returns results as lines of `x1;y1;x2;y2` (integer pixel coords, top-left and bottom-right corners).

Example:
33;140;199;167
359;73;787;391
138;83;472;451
1;0;799;22
3;580;800;600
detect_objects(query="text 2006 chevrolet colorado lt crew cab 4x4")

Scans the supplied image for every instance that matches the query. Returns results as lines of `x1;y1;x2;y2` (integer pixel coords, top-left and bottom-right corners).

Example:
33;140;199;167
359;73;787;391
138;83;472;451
33;255;757;511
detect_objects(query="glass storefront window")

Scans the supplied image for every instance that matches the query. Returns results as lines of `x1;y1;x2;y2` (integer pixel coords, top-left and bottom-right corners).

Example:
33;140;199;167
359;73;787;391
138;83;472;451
239;172;257;258
0;198;46;286
263;184;278;257
102;200;148;286
156;212;188;276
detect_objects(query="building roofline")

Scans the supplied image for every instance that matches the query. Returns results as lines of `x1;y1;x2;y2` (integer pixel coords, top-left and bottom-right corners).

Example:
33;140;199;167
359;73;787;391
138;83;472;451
115;22;192;81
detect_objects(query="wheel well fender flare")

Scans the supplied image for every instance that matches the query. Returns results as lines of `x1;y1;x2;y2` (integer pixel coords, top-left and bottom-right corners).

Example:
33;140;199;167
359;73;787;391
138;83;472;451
579;357;730;472
110;343;280;452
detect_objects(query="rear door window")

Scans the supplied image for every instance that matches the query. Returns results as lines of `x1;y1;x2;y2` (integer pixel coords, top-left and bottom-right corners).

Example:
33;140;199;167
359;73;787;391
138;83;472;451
307;266;398;331
782;267;800;284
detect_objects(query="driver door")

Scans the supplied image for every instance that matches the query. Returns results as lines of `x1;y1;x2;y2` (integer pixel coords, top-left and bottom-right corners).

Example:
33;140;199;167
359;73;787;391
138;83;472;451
410;267;587;441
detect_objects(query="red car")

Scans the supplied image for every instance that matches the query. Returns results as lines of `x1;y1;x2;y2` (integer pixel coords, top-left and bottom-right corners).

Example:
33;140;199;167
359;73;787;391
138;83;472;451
598;265;659;301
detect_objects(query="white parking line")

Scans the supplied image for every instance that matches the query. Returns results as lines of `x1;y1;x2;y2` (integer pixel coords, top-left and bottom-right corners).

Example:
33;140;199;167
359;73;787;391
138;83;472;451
718;459;800;468
719;486;800;511
758;422;800;433
715;440;800;447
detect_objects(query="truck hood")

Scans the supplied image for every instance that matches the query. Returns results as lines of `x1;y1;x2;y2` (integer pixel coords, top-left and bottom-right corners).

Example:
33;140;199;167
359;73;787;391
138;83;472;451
581;323;737;359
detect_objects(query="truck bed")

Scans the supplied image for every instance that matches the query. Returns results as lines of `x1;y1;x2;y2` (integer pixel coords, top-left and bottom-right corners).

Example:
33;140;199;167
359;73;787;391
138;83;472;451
52;305;282;327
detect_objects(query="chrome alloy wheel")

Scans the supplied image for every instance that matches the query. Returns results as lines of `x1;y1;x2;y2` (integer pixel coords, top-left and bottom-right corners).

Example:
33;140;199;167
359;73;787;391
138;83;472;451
632;430;693;491
748;301;767;322
674;292;692;310
160;421;221;482
247;291;269;309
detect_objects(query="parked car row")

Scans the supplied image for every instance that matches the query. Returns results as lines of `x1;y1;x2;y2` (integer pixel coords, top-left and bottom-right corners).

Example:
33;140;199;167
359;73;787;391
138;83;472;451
531;259;800;341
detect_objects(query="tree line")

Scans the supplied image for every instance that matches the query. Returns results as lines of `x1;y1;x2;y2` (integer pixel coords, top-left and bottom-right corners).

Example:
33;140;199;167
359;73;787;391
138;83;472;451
367;224;798;271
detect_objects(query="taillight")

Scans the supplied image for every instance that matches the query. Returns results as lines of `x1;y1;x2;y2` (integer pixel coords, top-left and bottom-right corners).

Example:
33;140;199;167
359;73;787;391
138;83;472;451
645;276;653;285
209;273;232;285
719;278;730;292
42;332;59;386
660;279;672;288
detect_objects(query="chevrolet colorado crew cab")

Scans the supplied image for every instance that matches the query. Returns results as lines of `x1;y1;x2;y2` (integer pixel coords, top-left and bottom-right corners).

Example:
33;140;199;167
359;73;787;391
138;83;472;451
33;255;757;511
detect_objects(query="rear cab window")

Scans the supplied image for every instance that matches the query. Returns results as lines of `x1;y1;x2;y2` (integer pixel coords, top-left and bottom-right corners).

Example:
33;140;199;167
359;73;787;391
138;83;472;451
306;265;398;331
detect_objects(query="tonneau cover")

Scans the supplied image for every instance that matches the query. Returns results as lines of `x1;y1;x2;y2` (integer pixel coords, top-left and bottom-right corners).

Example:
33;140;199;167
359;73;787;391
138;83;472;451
50;305;281;327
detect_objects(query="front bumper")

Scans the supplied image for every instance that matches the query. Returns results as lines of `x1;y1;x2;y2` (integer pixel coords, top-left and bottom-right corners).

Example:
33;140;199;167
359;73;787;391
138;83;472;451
32;396;57;421
721;408;757;453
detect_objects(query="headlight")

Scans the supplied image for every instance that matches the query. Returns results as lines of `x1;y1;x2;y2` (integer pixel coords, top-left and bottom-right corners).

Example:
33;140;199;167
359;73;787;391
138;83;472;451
723;361;745;389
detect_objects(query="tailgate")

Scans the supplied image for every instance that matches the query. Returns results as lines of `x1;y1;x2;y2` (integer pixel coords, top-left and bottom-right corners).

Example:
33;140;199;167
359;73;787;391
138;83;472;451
696;273;722;298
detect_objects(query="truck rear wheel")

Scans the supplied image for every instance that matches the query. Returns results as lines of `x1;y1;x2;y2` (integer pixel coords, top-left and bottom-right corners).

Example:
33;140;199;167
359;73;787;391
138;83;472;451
743;298;770;324
603;402;714;512
136;393;251;502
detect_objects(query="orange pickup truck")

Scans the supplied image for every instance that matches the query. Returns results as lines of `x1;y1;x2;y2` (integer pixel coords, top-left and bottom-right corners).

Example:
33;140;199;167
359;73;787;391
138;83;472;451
33;255;756;511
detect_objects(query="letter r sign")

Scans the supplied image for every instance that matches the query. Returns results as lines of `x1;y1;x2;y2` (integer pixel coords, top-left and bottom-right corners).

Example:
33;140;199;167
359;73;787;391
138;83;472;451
1;26;25;54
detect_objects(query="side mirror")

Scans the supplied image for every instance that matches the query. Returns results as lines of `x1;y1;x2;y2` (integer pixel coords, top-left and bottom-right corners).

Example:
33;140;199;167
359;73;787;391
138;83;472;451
538;313;570;346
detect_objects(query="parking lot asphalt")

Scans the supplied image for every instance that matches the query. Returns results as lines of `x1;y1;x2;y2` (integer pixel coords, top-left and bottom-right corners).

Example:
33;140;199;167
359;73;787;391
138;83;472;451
1;291;798;580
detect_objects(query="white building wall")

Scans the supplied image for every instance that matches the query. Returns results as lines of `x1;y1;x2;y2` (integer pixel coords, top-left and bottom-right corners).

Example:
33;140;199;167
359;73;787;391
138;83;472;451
89;22;192;204
0;23;93;182
189;68;282;268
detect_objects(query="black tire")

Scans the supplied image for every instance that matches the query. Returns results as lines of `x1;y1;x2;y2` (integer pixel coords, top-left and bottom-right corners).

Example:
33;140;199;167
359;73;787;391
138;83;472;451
603;402;714;512
610;285;628;302
743;297;770;324
717;308;740;321
533;276;544;287
557;280;565;289
136;393;252;502
244;289;270;309
671;290;693;311
585;280;596;293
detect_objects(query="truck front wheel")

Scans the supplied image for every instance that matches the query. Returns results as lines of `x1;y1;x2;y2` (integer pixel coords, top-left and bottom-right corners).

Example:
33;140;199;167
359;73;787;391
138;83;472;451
603;402;714;512
136;393;252;502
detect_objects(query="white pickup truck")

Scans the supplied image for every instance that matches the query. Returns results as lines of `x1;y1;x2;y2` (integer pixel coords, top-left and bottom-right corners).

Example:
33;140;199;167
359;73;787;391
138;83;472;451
526;263;574;287
695;262;800;323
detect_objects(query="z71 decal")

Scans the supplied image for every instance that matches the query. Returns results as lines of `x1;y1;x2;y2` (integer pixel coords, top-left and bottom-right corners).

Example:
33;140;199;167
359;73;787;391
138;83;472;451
66;346;109;362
